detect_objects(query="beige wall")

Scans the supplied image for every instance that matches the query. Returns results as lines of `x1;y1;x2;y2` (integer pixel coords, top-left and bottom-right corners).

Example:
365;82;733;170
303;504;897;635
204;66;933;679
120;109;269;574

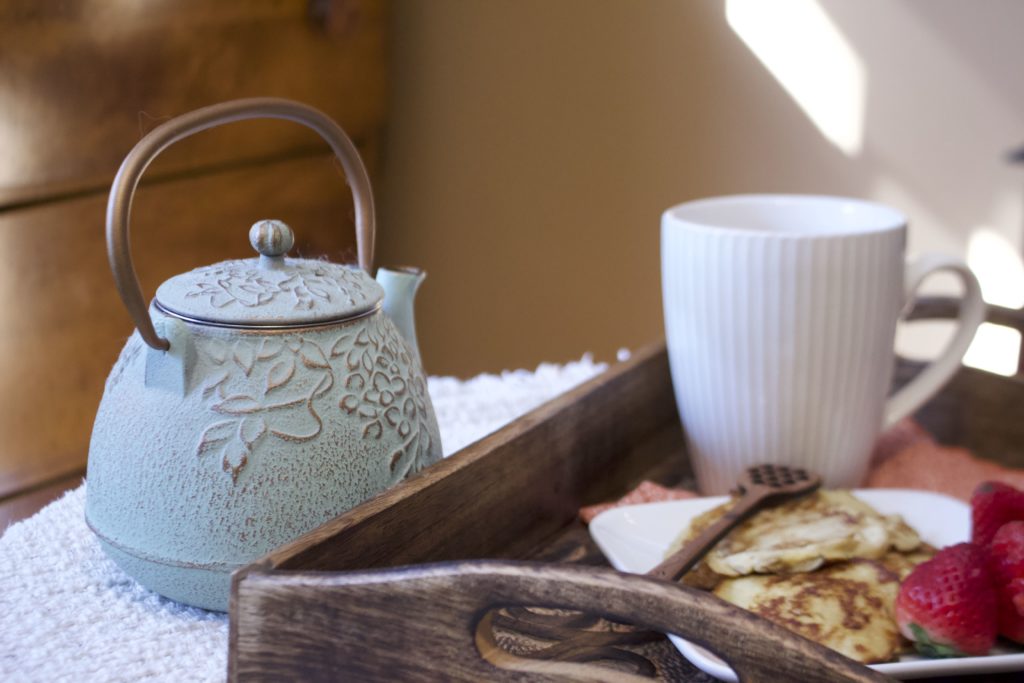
378;0;1024;377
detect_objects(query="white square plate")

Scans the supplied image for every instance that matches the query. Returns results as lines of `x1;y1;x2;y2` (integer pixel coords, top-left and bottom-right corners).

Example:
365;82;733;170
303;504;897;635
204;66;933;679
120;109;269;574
588;489;1024;680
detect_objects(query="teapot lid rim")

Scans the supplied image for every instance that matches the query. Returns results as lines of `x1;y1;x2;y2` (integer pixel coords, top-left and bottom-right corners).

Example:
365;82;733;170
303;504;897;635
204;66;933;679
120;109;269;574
152;299;382;328
153;256;384;326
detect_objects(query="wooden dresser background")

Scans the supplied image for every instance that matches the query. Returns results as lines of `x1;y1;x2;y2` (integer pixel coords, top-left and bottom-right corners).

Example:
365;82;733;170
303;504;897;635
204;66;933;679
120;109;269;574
0;0;389;526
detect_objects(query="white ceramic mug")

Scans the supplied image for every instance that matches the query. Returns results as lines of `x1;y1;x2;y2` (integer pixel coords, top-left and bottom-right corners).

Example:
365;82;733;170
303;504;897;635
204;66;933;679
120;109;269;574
662;194;985;493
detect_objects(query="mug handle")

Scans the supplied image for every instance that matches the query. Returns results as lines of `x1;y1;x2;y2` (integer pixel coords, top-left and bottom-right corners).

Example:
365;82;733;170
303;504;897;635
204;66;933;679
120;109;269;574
884;254;986;427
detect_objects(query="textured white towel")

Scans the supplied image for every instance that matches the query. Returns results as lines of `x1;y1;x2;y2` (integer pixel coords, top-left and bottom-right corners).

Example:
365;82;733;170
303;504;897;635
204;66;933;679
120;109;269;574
0;357;606;683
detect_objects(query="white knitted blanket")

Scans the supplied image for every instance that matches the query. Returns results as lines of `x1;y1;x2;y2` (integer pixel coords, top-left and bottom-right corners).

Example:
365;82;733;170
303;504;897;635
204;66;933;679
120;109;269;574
0;357;607;682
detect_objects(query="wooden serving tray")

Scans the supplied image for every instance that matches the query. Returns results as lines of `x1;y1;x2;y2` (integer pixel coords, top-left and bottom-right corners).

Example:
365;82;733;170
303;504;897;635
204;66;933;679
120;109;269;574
228;300;1024;682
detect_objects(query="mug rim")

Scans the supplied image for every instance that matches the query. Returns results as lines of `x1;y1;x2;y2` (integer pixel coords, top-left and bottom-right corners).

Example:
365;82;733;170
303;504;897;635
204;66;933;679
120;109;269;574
662;194;906;238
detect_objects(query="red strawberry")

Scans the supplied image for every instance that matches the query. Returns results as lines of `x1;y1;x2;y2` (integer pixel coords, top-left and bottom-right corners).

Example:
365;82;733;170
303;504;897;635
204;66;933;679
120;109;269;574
971;481;1024;547
996;577;1024;643
990;520;1024;584
1010;577;1024;616
895;543;997;657
988;521;1024;642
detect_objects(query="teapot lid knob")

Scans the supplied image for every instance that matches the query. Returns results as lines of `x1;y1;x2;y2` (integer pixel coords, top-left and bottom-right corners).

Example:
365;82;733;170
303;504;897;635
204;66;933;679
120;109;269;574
249;219;294;259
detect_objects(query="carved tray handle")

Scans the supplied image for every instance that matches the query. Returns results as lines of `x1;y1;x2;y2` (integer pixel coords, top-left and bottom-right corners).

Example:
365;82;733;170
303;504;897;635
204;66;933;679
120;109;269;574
230;560;893;682
106;97;374;351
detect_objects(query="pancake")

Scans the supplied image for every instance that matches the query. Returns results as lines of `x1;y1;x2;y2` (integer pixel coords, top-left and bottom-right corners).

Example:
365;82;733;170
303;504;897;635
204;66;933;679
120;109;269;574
876;546;936;580
712;559;904;664
669;490;934;663
670;490;922;578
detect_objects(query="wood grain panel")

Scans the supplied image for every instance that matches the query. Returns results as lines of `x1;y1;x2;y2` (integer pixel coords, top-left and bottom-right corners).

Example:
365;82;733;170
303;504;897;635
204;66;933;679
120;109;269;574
0;151;363;499
0;471;84;531
231;563;886;683
0;0;387;207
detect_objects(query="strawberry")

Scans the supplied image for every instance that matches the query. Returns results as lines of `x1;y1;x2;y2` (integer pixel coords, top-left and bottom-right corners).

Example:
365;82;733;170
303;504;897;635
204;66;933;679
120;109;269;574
989;520;1024;585
1010;577;1024;616
996;577;1024;643
895;543;997;657
971;481;1024;547
988;521;1024;643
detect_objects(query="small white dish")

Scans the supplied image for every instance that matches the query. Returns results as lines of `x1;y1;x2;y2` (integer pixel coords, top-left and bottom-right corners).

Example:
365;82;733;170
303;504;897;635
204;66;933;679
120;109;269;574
588;488;1024;680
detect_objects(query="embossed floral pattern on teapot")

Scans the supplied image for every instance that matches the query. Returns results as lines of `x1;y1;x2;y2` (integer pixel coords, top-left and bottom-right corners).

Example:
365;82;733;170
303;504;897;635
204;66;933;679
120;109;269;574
85;99;442;611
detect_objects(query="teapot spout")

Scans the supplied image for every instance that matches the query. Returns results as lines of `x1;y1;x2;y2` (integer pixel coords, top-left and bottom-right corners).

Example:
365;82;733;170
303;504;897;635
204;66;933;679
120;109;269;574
376;266;427;365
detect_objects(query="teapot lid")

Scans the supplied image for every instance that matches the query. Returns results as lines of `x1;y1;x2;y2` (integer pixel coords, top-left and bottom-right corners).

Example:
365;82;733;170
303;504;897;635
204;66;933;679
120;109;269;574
153;220;383;327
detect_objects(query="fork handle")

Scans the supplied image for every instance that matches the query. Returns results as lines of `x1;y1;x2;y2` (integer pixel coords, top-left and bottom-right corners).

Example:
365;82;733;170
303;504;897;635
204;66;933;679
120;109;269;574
647;490;768;582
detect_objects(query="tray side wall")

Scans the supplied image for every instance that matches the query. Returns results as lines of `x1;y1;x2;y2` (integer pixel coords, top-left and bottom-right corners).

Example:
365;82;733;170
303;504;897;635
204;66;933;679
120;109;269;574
254;342;683;573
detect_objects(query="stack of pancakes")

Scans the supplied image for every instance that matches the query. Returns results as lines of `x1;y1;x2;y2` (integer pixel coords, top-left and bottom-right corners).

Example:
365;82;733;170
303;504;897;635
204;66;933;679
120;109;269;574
670;490;934;663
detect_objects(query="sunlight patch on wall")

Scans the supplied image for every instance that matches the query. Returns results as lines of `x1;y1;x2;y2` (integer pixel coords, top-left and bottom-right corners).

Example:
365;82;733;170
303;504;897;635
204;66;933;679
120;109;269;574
961;228;1023;376
967;228;1024;309
963;323;1021;377
726;0;866;156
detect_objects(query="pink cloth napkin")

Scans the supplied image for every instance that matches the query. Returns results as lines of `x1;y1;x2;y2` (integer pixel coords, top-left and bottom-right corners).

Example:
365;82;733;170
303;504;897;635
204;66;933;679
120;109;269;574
579;419;1024;522
579;481;699;523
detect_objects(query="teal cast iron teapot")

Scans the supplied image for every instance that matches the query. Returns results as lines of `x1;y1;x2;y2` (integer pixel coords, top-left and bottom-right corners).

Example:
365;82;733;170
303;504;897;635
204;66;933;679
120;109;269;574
85;98;442;611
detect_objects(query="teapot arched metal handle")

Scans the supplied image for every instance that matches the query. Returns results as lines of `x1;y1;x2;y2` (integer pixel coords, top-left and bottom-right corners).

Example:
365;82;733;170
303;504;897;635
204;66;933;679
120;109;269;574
106;97;375;351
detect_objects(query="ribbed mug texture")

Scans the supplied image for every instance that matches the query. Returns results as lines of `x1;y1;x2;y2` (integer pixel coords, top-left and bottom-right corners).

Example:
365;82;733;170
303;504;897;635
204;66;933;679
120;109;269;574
662;198;905;493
